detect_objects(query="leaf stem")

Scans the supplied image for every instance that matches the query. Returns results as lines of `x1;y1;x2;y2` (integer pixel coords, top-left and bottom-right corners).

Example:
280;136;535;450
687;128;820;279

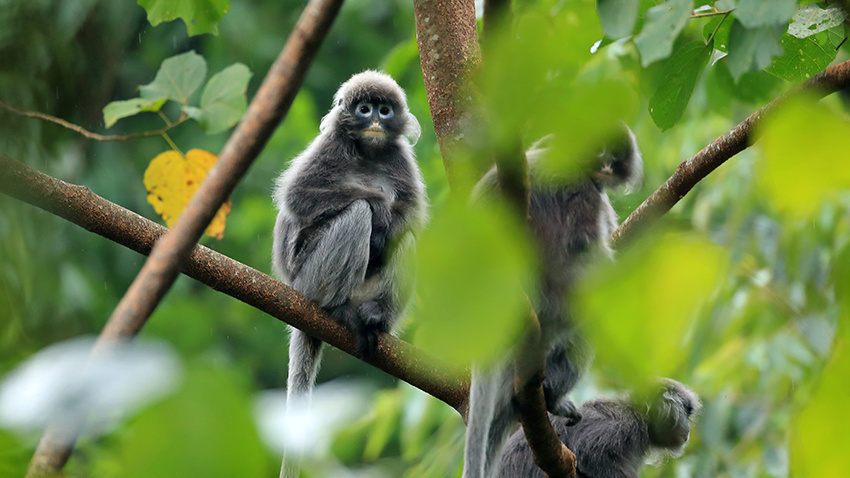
161;133;183;155
706;11;732;45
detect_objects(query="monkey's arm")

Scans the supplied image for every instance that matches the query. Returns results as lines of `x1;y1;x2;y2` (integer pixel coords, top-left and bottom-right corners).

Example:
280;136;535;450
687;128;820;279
276;199;372;308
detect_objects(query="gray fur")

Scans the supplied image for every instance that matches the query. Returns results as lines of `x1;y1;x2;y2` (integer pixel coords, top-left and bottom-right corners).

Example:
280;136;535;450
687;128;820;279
463;126;643;478
496;379;701;478
271;70;426;403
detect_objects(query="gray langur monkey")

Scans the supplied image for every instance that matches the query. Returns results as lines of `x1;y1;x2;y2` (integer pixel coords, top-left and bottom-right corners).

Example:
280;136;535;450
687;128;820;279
272;70;427;401
463;126;643;478
497;379;702;478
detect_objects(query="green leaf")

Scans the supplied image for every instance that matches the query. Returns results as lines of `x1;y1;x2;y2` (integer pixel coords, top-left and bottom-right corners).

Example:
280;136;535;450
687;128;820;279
649;41;712;130
765;28;842;83
413;198;536;367
788;4;847;39
575;232;726;383
196;63;252;134
734;0;796;28
726;21;784;81
702;13;732;52
756;98;850;218
633;0;694;67
137;0;230;36
115;363;265;478
791;330;850;475
140;51;207;104
597;0;639;39
102;97;168;128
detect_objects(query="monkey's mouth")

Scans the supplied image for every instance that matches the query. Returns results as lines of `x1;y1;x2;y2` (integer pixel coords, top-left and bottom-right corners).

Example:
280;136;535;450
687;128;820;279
595;164;614;181
362;124;386;139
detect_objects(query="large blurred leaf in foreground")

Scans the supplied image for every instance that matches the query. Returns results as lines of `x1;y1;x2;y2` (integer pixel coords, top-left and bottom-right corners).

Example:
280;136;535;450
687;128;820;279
756;98;850;218
575;232;726;382
0;337;180;437
114;363;266;478
791;331;850;474
413;198;536;367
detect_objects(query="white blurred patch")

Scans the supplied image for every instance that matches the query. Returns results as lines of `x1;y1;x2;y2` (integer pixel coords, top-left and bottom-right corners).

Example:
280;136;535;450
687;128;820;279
254;380;373;458
0;336;181;438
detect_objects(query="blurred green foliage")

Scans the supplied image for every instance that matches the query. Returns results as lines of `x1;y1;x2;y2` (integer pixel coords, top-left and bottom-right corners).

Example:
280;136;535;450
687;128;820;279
1;0;850;477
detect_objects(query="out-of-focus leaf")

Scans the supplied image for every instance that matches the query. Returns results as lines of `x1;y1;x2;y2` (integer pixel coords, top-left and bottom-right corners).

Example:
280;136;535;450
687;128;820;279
102;97;167;128
765;28;843;83
733;0;796;28
791;332;850;475
363;390;403;461
413;198;536;367
382;36;420;79
139;51;207;104
703;13;732;52
597;0;639;39
633;0;694;67
726;21;784;81
649;41;712;130
756;98;850;218
144;149;231;239
195;63;251;134
788;4;847;39
116;363;266;478
137;0;229;36
576;232;726;383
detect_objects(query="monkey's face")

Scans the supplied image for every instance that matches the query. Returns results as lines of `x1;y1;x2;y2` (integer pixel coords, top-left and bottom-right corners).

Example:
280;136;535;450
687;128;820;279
341;96;405;146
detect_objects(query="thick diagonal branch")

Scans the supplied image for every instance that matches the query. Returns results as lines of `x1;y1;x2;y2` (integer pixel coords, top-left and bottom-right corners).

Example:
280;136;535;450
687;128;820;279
611;59;850;246
0;154;469;415
27;0;345;473
413;0;482;186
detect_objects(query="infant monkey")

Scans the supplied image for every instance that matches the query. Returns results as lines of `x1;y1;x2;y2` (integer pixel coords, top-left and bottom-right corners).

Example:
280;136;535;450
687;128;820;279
497;379;701;478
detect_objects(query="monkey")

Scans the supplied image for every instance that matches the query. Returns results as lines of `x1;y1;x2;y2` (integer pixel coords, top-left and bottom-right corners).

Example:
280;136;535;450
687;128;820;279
271;70;427;403
496;379;701;478
462;125;643;478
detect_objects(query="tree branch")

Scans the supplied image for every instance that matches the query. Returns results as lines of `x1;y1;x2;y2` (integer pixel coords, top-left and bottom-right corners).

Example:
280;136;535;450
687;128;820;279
611;59;850;246
0;153;469;414
0;100;188;142
413;0;482;186
26;0;346;473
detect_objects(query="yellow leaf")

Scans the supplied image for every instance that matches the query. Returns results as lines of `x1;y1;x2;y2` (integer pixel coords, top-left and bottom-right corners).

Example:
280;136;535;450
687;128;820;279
143;149;231;239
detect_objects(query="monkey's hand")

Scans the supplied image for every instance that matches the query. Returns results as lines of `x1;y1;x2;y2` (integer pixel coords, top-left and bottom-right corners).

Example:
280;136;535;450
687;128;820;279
549;396;582;426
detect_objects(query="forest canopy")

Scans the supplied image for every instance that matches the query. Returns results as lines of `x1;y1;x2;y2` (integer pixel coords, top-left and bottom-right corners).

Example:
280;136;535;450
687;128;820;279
1;1;850;477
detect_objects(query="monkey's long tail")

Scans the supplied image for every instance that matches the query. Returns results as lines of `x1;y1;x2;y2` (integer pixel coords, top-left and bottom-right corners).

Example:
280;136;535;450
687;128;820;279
280;328;324;478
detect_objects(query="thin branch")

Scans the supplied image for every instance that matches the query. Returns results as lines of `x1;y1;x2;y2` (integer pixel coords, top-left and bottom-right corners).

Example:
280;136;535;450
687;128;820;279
611;58;850;246
0;100;187;142
26;0;346;473
513;307;577;478
0;153;469;417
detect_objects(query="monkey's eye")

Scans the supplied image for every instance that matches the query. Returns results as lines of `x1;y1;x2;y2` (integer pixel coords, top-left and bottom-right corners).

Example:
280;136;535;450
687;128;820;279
355;102;373;118
378;104;394;120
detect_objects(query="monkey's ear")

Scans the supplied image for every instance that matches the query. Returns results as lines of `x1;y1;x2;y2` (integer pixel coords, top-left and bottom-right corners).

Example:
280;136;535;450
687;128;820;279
404;112;421;145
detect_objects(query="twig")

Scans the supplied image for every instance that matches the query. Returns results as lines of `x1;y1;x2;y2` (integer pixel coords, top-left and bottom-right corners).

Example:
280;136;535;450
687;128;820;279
26;0;346;474
611;59;850;246
0;100;186;142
